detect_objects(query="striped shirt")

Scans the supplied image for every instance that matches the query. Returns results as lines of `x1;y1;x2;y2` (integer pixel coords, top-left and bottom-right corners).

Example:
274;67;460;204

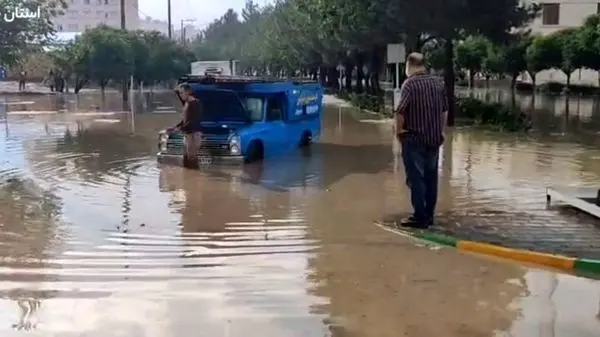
396;74;447;148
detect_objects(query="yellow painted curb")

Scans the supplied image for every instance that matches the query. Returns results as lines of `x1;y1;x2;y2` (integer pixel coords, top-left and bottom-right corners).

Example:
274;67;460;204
457;240;576;271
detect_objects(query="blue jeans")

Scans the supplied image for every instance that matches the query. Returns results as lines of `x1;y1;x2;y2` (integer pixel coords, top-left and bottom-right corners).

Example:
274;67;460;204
401;141;440;223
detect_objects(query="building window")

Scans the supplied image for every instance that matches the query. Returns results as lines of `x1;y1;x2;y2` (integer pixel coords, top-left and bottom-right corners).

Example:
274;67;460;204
597;3;600;14
70;0;75;4
97;0;102;4
67;23;78;30
105;12;109;18
541;3;559;25
84;0;89;4
57;24;63;31
105;0;109;4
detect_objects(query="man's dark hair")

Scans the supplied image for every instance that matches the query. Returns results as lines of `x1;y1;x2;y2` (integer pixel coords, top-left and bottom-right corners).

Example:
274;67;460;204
179;83;192;92
406;52;425;68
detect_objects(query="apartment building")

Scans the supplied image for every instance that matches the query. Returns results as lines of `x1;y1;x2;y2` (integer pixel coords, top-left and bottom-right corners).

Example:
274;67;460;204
529;1;600;35
139;17;172;36
521;1;600;86
54;0;139;32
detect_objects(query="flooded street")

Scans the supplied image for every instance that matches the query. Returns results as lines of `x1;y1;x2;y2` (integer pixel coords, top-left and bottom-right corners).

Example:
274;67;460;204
0;91;599;336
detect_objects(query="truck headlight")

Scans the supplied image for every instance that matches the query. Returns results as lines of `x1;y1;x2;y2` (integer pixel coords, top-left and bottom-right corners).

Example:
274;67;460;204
158;132;168;151
229;134;240;155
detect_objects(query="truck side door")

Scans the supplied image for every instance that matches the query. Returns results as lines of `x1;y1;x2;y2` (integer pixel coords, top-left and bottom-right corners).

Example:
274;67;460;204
264;96;288;156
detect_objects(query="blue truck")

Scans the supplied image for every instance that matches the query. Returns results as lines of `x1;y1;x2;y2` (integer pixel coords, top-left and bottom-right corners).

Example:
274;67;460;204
157;75;323;165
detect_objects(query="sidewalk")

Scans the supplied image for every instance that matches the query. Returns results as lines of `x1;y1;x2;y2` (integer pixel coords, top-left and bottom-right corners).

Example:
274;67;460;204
0;81;52;95
383;208;600;260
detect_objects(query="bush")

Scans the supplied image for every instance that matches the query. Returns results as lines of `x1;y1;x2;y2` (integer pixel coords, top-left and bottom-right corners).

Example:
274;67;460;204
456;97;532;131
336;91;385;114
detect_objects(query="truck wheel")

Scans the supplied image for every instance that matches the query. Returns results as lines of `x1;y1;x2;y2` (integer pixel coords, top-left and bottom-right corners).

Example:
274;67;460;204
244;140;264;163
299;131;312;147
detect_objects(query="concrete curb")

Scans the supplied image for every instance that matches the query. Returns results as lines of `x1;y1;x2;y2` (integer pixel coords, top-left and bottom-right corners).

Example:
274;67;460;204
374;222;600;275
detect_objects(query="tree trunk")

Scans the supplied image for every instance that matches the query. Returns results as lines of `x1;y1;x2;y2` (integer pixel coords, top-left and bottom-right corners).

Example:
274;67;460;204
318;66;326;86
510;73;518;90
370;46;384;94
356;54;365;93
74;77;87;94
468;69;475;88
443;39;455;126
343;58;353;91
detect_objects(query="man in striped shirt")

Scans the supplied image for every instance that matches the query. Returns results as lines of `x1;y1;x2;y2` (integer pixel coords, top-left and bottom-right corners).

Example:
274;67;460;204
395;52;447;228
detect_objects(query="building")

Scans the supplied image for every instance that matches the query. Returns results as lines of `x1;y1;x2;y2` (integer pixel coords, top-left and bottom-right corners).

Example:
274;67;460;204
529;1;600;35
174;24;200;42
53;0;139;32
139;17;172;36
521;1;600;86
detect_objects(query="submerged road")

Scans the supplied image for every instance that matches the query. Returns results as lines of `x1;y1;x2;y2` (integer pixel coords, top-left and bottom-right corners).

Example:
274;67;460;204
0;92;598;336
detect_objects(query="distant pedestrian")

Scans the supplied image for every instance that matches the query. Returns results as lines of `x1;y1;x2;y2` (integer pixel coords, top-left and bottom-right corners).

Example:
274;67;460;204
168;84;203;169
18;70;27;91
394;52;447;228
48;70;54;91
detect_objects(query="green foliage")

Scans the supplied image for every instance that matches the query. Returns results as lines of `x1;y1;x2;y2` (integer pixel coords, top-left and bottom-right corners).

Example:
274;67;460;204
336;91;387;115
456;97;532;131
49;26;194;92
0;0;66;66
455;35;491;75
189;0;537;78
482;46;506;78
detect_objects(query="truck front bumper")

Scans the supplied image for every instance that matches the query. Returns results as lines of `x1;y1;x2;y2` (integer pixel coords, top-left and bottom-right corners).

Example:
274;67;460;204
157;152;244;165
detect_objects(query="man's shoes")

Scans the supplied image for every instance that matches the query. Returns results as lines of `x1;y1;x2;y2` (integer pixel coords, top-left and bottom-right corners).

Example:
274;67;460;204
398;216;431;229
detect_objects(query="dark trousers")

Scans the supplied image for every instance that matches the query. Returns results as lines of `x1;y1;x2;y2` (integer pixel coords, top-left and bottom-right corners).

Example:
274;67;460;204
401;141;440;223
18;80;25;90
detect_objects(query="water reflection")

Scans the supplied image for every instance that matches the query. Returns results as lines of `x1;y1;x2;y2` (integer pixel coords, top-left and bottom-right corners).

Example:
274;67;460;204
0;91;597;335
460;88;600;144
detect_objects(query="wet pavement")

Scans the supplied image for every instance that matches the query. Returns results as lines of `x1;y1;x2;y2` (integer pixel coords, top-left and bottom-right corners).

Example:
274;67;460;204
0;91;599;336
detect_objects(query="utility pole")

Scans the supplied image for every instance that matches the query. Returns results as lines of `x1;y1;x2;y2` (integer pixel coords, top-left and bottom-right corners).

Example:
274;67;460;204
180;19;195;45
120;0;128;102
120;0;125;29
167;0;172;39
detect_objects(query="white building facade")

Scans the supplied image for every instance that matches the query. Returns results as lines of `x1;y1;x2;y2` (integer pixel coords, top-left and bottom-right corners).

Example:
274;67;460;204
522;1;600;86
54;0;139;32
139;17;171;36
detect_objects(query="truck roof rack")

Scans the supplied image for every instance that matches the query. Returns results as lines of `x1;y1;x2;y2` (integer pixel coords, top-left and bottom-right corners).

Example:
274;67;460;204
178;74;318;85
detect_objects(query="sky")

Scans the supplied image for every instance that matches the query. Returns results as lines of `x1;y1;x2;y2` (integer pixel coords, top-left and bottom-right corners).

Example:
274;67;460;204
138;0;271;28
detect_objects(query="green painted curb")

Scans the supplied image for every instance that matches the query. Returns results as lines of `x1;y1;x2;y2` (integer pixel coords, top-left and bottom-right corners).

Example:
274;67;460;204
413;231;458;247
574;259;600;274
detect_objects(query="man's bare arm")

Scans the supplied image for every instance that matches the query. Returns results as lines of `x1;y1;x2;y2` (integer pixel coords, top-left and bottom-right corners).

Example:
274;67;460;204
395;81;411;134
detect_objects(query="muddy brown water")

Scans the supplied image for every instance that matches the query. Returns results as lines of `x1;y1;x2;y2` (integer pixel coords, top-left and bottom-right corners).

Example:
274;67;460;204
0;91;599;336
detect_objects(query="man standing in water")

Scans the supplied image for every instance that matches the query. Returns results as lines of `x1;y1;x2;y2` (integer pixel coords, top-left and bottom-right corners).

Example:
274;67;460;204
169;84;203;169
395;52;447;229
18;69;27;91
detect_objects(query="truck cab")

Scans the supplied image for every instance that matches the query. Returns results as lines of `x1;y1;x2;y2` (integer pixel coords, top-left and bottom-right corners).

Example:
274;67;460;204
157;75;323;165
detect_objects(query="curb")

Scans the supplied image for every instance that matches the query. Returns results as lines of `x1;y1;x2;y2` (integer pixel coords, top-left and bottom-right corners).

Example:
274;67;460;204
374;222;600;275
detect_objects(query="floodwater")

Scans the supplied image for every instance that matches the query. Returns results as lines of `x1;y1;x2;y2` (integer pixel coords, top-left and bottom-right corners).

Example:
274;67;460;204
0;91;599;336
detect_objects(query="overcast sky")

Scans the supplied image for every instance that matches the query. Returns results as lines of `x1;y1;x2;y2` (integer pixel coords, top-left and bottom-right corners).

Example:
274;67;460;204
138;0;271;28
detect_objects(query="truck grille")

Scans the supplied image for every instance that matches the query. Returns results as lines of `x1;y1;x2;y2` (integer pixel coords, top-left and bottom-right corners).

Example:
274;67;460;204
165;134;231;156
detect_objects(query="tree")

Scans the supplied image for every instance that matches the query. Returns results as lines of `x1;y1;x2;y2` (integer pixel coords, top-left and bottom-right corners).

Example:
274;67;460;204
0;0;66;66
187;0;540;124
482;46;506;84
503;35;532;89
77;26;133;93
576;15;600;85
455;35;491;87
48;26;193;92
557;28;584;88
525;34;563;88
